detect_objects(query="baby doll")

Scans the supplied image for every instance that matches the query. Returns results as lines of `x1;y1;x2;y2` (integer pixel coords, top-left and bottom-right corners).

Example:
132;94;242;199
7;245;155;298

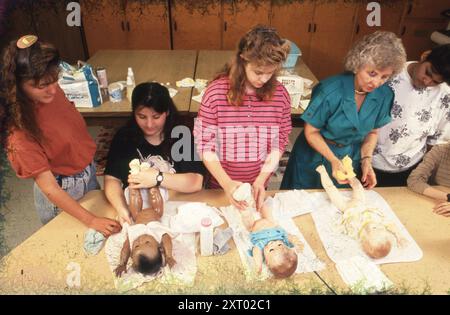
114;186;176;277
316;164;406;259
234;184;303;278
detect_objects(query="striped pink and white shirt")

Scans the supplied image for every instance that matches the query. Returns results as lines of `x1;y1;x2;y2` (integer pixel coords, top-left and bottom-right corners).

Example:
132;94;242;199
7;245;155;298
194;76;292;188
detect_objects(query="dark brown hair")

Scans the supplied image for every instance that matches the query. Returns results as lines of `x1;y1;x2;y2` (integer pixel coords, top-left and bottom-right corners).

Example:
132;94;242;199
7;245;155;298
214;25;290;106
1;38;60;144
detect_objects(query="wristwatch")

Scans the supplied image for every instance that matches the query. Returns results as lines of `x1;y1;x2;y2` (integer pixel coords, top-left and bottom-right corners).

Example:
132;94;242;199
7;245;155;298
156;171;164;187
447;193;450;202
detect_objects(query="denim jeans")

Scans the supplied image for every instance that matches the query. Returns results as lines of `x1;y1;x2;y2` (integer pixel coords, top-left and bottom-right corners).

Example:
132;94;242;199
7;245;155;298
34;161;100;225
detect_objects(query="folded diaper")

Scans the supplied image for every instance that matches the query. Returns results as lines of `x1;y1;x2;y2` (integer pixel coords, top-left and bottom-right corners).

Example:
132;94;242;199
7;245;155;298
83;228;106;256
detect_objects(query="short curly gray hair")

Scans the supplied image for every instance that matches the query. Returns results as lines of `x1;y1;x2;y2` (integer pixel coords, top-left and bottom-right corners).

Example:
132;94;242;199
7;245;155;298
344;31;406;77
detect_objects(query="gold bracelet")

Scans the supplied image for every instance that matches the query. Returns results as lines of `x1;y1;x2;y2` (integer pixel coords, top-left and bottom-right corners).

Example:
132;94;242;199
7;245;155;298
360;156;372;163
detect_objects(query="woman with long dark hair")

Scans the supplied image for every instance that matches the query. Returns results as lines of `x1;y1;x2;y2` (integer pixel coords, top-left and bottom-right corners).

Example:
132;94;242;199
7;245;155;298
104;82;204;224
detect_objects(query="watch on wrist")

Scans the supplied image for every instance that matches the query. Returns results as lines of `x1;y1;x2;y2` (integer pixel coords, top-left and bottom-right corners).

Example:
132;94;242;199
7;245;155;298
447;193;450;202
156;171;164;187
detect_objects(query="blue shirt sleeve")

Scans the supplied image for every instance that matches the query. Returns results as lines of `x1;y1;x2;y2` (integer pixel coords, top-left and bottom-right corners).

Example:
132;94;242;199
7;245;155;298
301;82;331;129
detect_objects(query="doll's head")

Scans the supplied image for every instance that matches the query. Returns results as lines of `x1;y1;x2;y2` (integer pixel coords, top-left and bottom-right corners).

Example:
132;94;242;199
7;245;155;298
131;235;165;275
360;223;392;259
263;240;298;278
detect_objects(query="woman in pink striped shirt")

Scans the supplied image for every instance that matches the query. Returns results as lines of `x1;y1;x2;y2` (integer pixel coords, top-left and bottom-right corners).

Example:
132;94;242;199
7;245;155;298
194;25;292;211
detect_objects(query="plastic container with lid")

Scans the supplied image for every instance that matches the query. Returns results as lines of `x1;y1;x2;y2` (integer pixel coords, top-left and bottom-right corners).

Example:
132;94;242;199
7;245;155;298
200;217;214;256
282;40;302;69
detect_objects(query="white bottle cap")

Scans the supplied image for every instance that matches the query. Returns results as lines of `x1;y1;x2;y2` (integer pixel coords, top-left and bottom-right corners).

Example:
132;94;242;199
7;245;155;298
201;217;212;227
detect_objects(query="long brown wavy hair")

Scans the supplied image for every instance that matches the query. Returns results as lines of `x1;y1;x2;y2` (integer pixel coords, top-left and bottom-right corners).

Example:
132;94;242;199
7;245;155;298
1;38;60;145
214;25;290;106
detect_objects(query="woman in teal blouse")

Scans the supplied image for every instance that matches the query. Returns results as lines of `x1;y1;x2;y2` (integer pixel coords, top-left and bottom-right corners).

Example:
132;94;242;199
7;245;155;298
281;31;406;190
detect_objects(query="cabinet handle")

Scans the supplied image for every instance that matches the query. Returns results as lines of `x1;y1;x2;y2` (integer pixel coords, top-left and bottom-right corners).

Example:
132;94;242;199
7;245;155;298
121;21;125;31
224;21;227;31
356;24;360;34
308;23;311;33
126;21;130;32
401;26;406;36
313;23;317;33
407;3;413;15
174;21;177;31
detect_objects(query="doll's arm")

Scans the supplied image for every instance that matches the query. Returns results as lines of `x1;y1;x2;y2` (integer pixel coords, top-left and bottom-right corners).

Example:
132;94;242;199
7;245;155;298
114;237;131;277
161;233;176;268
251;246;263;274
385;223;408;248
288;234;304;252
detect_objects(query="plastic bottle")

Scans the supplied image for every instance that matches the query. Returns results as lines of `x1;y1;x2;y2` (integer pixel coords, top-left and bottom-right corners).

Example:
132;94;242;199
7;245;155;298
200;217;214;256
126;67;136;103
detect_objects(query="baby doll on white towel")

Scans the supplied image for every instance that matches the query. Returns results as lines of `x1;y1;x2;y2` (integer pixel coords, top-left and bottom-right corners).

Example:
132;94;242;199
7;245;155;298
316;164;407;259
234;183;304;278
114;186;177;277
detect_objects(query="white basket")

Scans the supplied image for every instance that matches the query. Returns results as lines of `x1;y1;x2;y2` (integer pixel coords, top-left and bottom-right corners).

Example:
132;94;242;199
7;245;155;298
276;75;304;109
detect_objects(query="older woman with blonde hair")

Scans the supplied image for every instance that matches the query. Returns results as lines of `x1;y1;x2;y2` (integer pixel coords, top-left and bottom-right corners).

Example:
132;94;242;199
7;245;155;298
281;31;406;190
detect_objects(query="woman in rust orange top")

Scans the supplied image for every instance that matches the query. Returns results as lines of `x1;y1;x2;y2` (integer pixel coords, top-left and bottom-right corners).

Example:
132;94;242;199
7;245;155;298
0;35;120;236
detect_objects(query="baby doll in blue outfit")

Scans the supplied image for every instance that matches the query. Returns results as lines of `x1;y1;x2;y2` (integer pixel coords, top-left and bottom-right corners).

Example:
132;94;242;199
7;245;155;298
242;203;304;278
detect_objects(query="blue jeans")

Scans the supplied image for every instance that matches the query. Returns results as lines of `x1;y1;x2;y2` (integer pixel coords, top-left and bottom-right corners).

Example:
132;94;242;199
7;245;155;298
34;161;100;225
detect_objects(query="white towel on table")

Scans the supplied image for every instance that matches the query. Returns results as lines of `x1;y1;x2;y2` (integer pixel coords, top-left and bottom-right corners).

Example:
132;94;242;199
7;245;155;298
105;201;197;292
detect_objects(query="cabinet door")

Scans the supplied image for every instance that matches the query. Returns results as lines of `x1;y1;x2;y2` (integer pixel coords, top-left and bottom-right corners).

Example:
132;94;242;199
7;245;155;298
81;0;127;57
308;0;358;80
3;2;86;64
222;0;271;50
352;0;406;43
270;1;314;63
400;19;448;60
34;4;87;64
125;1;170;49
171;0;221;49
405;0;449;19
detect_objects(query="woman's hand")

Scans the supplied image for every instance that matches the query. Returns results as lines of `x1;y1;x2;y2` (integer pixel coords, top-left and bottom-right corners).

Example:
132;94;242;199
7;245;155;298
361;158;377;189
224;180;247;210
88;216;122;237
117;209;133;225
331;158;349;185
128;168;158;188
433;202;450;217
252;177;266;211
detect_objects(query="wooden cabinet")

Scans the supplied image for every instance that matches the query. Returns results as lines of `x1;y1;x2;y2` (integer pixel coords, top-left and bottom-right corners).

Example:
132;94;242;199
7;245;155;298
270;1;315;63
4;1;86;64
405;0;449;19
171;0;221;49
308;1;358;79
125;1;170;49
352;0;406;43
222;0;271;49
400;19;448;60
81;0;127;57
81;0;170;56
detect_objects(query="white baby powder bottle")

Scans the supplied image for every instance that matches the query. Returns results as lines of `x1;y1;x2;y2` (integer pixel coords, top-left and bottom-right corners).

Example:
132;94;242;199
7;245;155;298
126;67;136;103
200;217;214;256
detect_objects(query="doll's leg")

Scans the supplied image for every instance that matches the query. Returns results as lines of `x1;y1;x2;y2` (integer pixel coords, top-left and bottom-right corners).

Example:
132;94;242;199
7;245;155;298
316;165;347;211
149;187;164;219
346;177;366;209
129;187;143;221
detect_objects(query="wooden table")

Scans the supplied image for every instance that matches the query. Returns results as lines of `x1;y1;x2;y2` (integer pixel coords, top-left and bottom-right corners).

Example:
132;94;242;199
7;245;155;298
78;50;197;125
3;187;445;294
190;50;319;115
0;190;326;294
312;187;450;294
